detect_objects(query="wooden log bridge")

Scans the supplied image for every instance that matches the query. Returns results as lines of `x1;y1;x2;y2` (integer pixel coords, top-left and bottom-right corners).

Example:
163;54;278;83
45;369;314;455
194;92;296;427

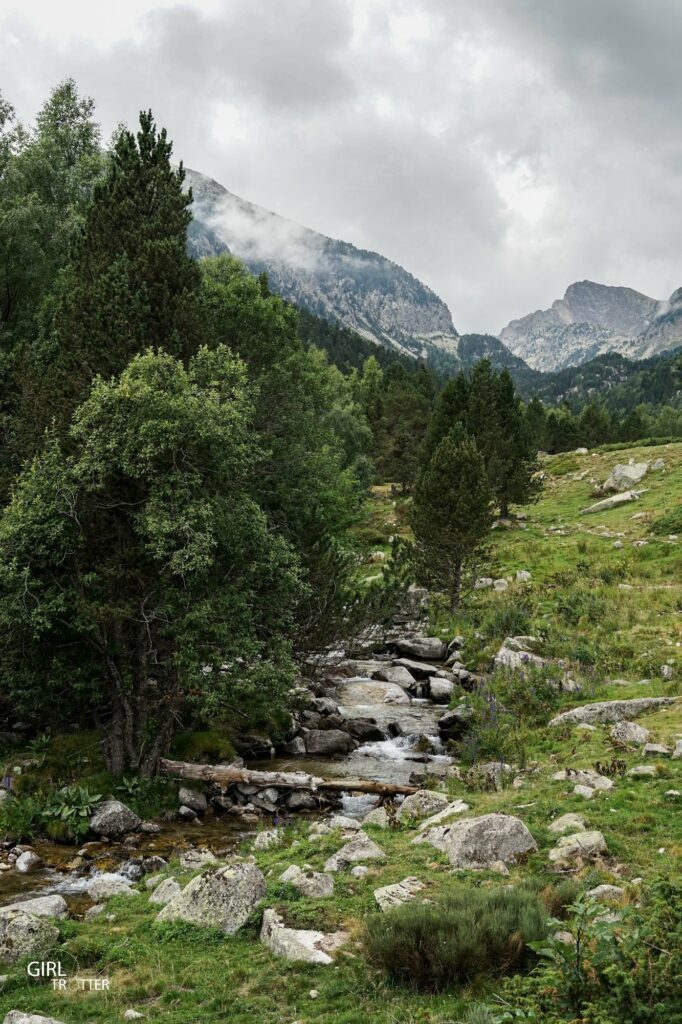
158;757;420;797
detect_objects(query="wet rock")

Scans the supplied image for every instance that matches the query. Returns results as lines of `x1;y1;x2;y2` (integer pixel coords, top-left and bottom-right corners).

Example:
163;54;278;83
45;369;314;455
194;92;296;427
260;909;348;964
286;791;319;811
157;863;266;934
324;832;386;872
86;878;136;900
549;697;676;727
139;821;161;835
394;637;447;660
549;831;608;864
15;851;42;875
89;800;142;838
415;813;537;869
397;790;449;823
372;665;415;688
610;721;650;745
178;787;208;814
149;878;182;906
0;911;60;965
302;729;356;756
428;677;454;703
0;896;67;920
437;705;474;740
280;866;334;898
548;813;586;835
374;876;425;910
345;718;385;742
393;657;441;680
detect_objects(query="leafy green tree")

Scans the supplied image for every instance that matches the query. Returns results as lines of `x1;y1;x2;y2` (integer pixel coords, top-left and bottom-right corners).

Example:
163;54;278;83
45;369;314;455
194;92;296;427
21;109;204;453
0;348;301;775
411;433;493;610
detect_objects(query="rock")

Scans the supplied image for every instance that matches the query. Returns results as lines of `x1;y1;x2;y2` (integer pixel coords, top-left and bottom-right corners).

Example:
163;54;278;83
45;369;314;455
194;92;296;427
85;904;105;919
428;677;454;703
393;657;441;680
394;636;447;660
397;789;449;823
601;462;648;493
3;1014;66;1024
661;664;674;680
626;765;657;777
493;636;545;672
149;878;182;906
178;805;198;821
0;896;67;920
142;855;168;874
672;740;682;760
362;806;390;828
253;829;284;851
286;791;319;811
123;1011;145;1020
232;734;274;759
372;665;417;688
643;743;671;757
280;866;334;898
580;491;642;515
302;729;357;756
139;821;161;834
552;768;613;791
157;863;266;934
86;877;135;900
575;447;588;455
324;832;386;872
416;800;470;832
665;789;680;798
374;876;425;910
549;831;608;863
260;908;348;964
549;697;676;727
437;705;474;740
345;718;386;742
548;813;586;835
574;784;595;799
179;848;219;871
350;865;369;879
283;736;306;756
586;884;624;901
14;851;43;875
516;569;532;582
415;813;537;869
0;911;60;965
493;578;509;592
327;814;361;831
178;787;208;814
89;799;142;838
474;576;494;589
651;458;666;471
610;721;650;745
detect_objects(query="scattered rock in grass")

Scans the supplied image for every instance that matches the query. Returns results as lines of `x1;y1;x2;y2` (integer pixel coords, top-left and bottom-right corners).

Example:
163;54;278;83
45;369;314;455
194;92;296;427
548;831;608;864
350;865;369;879
0;911;60;965
178;787;207;814
548;813;586;835
179;848;220;871
86;878;136;900
0;896;67;920
362;806;390;828
672;741;682;760
89;799;142;838
373;876;425;910
327;814;362;831
324;832;386;872
665;789;680;798
626;765;657;778
475;577;494;589
156;863;266;935
610;721;650;745
85;904;105;919
493;636;545;672
279;866;334;898
580;491;642;515
141;855;168;874
549;697;676;727
516;570;532;582
574;784;596;799
553;769;613;791
3;1013;65;1024
493;578;509;592
260;908;349;964
414;813;537;870
661;664;674;680
397;789;450;823
643;743;671;757
585;884;624;901
123;1012;144;1020
253;829;284;851
149;878;182;906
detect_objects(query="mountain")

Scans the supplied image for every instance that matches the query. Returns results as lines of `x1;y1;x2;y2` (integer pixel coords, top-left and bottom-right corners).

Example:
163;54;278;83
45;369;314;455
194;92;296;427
185;168;461;362
500;280;682;371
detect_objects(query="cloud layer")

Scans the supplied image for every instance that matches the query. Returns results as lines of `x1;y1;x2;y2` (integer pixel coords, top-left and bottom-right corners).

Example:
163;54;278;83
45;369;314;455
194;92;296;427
2;0;681;333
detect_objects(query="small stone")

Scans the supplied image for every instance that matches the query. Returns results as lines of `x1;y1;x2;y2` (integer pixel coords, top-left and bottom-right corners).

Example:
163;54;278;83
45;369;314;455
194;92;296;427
626;765;657;777
665;789;680;798
574;784;595;799
548;813;586;835
672;740;682;760
123;1012;145;1021
178;805;198;821
350;865;369;879
516;570;532;582
253;829;283;851
493;578;509;592
178;787;207;814
15;851;42;874
585;884;624;901
324;832;386;872
643;743;671;757
661;665;674;680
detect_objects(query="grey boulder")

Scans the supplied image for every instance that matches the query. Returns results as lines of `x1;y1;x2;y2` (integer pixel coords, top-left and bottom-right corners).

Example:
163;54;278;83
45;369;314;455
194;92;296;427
610;721;650;745
4;1015;66;1024
89;799;142;838
148;878;182;906
156;863;266;934
280;865;334;898
397;790;449;823
374;876;425;910
0;896;67;920
415;813;537;869
302;729;356;756
324;832;386;872
549;697;676;727
549;831;607;863
394;637;447;660
15;851;42;875
0;911;60;965
260;908;348;964
178;787;208;814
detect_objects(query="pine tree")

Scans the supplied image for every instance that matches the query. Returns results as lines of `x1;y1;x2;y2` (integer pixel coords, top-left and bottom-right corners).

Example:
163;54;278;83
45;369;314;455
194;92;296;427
421;371;470;465
411;433;493;610
22;110;204;453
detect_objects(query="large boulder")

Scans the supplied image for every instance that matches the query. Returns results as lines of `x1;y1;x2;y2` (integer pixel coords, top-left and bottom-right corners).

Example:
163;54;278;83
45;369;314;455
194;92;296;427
89;799;142;838
602;462;648;493
416;799;470;832
86;877;136;900
393;657;441;680
260;909;348;964
437;705;474;740
0;911;59;965
178;787;208;814
549;697;676;727
548;831;607;864
610;721;650;745
4;1014;66;1024
156;863;266;934
0;896;67;920
394;637;447;660
580;491;641;515
324;832;386;872
428;677;454;703
301;729;357;755
415;813;537;869
372;665;416;688
345;718;386;742
397;790;450;823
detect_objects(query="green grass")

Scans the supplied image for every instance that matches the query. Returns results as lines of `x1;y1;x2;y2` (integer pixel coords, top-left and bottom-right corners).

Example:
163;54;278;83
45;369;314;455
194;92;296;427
1;441;680;1022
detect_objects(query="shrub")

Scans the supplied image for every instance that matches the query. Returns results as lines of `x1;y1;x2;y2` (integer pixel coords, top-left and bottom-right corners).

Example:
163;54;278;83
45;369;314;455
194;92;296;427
42;785;102;841
364;888;548;992
650;505;682;536
170;730;237;764
481;599;533;641
0;794;45;841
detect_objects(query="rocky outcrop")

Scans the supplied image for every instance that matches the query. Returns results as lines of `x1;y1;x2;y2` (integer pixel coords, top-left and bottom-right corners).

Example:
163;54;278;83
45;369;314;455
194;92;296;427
374;876;425;910
0;911;59;965
600;462;648;494
549;697;676;727
260;909;349;964
415;813;537;869
580;491;642;514
0;896;67;920
157;864;266;934
397;790;449;823
89;800;141;838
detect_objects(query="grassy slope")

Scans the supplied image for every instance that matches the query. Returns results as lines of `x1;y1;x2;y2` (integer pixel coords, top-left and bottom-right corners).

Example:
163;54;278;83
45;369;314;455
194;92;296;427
1;442;680;1023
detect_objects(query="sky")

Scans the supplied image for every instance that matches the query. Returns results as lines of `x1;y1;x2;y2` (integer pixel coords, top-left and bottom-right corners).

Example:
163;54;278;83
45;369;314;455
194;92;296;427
1;0;681;334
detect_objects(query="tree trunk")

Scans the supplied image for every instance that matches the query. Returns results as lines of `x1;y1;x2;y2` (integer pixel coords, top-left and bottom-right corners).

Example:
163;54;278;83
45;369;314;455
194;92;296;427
158;758;420;796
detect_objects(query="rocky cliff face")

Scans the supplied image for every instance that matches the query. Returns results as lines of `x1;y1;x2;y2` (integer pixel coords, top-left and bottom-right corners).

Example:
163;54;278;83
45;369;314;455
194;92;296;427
500;280;682;371
185;168;460;360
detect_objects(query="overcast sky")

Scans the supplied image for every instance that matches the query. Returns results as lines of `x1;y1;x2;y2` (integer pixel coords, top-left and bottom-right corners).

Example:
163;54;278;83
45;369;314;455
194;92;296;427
1;0;680;334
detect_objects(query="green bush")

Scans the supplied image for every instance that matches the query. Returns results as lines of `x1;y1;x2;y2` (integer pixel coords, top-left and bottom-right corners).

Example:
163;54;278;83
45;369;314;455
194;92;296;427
650;505;682;536
0;793;45;841
170;730;237;763
42;784;102;841
481;599;533;641
364;888;548;992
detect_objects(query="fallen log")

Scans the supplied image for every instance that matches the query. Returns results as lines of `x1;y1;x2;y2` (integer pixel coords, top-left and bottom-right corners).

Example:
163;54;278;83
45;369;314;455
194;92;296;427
158;757;420;796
